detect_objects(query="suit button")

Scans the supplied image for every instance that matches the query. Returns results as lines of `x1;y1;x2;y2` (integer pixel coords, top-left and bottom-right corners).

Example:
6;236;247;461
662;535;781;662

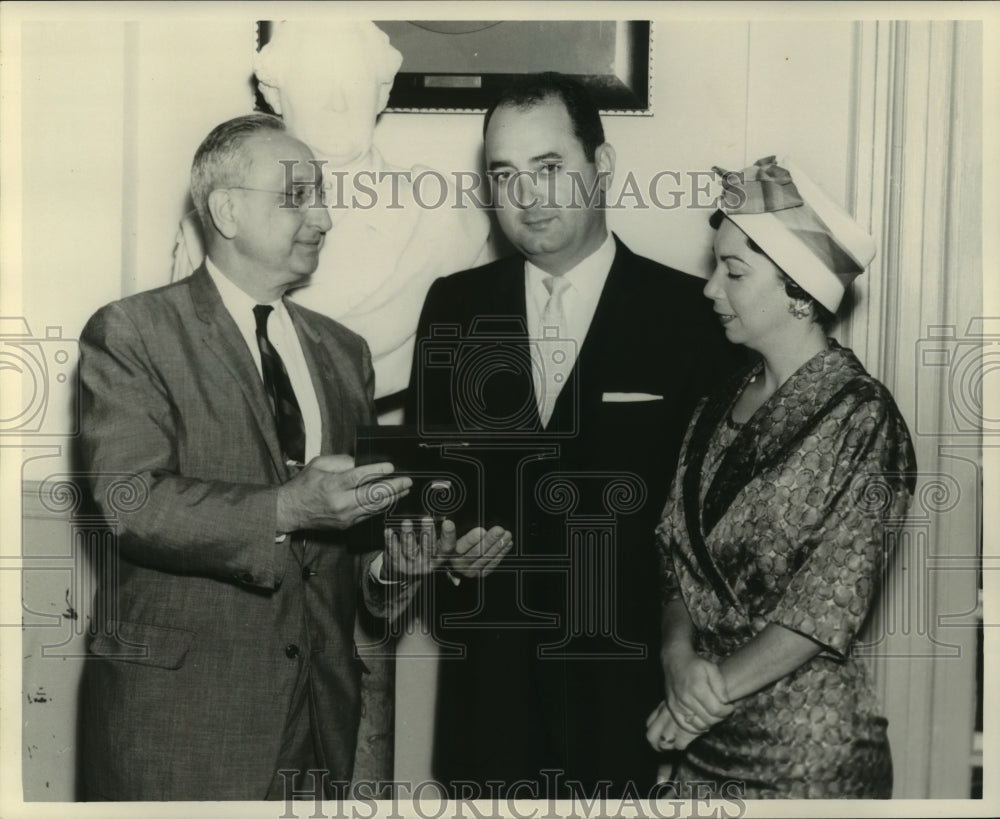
302;566;316;580
285;644;300;659
241;572;254;583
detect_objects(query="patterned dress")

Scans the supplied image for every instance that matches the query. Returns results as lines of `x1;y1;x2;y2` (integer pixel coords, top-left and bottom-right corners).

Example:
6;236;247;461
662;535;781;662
657;342;916;799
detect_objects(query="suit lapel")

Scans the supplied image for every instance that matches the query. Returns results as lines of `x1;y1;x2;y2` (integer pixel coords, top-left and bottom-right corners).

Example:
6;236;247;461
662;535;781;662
286;302;347;456
483;258;543;430
545;236;630;432
491;255;529;319
289;302;375;565
286;306;336;565
189;266;287;479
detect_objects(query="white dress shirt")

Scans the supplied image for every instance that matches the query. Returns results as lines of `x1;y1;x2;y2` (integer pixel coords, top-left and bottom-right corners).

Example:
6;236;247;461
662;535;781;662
207;260;394;572
524;231;616;413
205;258;323;463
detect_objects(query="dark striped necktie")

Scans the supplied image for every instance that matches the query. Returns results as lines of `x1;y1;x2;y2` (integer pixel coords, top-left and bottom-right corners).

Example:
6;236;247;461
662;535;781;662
253;304;306;465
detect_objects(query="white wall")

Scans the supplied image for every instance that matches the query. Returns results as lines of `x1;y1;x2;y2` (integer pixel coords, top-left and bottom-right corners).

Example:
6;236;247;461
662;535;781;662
19;21;126;341
130;20;258;294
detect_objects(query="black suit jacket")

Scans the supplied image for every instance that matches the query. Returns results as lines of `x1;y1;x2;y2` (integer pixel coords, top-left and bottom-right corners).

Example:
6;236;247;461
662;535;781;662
406;236;737;795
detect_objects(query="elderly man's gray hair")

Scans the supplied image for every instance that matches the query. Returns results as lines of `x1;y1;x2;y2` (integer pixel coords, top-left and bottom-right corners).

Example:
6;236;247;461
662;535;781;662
189;113;287;232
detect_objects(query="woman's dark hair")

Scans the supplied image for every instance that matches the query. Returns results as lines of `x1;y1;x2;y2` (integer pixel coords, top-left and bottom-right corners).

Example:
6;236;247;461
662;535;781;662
776;268;836;331
711;211;837;331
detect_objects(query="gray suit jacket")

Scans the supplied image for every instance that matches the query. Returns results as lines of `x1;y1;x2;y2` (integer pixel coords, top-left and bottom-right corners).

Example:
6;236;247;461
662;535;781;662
78;265;379;799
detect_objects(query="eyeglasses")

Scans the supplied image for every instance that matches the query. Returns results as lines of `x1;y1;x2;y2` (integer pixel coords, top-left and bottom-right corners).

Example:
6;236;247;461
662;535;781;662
225;183;327;210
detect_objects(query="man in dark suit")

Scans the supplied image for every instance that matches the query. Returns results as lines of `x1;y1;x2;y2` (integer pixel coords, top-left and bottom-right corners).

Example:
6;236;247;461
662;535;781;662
407;74;735;797
78;113;510;801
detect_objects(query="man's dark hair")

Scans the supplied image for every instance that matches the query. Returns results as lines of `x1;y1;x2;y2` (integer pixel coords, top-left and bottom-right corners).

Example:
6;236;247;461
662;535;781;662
191;113;287;231
483;72;605;161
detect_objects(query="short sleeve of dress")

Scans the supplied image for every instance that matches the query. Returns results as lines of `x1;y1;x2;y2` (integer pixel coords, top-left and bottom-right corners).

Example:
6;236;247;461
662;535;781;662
769;393;915;657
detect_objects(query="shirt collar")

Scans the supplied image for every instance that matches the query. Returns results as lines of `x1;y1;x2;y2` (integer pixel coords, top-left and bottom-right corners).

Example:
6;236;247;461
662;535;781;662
205;256;282;316
524;231;615;298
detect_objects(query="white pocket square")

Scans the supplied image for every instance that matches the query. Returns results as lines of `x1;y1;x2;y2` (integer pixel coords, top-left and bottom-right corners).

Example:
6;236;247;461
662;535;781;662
602;392;664;403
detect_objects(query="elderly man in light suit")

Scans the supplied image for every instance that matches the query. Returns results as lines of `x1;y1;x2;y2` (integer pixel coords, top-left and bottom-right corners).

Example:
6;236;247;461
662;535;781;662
173;21;491;416
78;113;510;801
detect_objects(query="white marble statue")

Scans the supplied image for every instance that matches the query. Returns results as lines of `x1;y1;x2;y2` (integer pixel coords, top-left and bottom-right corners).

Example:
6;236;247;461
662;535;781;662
173;21;491;409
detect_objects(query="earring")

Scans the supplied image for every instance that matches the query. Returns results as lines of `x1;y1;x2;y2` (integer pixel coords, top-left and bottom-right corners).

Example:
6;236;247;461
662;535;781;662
788;300;811;320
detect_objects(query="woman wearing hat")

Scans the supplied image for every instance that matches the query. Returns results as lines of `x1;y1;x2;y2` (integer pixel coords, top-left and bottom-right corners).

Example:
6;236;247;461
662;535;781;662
646;157;916;798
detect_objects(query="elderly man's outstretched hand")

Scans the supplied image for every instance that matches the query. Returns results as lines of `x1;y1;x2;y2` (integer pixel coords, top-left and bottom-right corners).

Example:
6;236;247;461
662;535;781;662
276;456;412;534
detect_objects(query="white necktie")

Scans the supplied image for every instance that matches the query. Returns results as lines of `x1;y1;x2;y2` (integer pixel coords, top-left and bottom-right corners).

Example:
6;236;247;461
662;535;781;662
537;275;574;427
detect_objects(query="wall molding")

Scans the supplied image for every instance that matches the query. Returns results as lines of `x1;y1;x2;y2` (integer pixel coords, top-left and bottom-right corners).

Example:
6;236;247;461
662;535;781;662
849;19;982;799
21;478;70;520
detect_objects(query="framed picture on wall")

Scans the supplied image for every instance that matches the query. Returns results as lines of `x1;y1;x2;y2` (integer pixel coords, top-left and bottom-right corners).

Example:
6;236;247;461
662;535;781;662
256;20;652;115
